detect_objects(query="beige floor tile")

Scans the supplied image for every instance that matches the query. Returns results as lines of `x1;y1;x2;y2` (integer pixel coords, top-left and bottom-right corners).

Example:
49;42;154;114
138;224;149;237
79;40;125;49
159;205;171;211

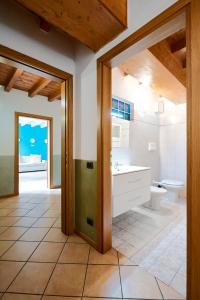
15;204;37;209
52;218;61;228
43;228;68;243
13;217;38;227
0;202;7;208
19;227;49;241
2;293;41;299
42;210;60;218
88;248;118;265
32;218;57;228
2;203;20;209
0;217;20;227
0;227;28;241
1;241;39;261
67;234;87;244
158;279;185;299
118;252;136;266
8;209;30;217
83;265;122;298
0;209;14;217
45;263;86;296
26;209;47;218
43;297;81;300
58;243;90;264
120;266;162;299
115;242;138;258
83;299;121;300
0;261;24;292
29;242;64;262
0;227;8;234
0;241;14;256
8;262;55;294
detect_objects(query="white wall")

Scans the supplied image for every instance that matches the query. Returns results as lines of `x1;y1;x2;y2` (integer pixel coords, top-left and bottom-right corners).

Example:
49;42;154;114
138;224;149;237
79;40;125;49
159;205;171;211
159;101;186;183
74;0;177;160
0;88;61;156
112;67;160;180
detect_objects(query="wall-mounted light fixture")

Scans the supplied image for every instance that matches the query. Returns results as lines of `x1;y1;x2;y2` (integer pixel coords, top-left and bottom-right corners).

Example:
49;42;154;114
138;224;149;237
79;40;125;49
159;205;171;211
155;97;165;114
123;71;129;77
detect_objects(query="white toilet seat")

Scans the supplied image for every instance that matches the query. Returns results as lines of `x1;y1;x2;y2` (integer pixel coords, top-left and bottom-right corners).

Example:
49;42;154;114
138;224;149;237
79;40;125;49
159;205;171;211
161;179;185;201
161;179;184;187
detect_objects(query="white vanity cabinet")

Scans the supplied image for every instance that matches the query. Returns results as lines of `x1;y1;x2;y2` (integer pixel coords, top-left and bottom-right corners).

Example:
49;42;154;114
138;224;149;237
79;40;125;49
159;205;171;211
112;167;151;217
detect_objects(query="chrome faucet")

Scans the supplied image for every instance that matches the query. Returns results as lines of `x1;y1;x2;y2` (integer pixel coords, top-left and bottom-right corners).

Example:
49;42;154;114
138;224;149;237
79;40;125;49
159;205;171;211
114;161;119;170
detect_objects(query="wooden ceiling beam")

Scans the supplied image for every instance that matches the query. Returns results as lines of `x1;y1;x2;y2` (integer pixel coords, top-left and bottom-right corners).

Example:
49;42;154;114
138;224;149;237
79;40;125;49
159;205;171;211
149;40;186;87
5;68;23;92
28;78;51;97
182;57;186;69
39;17;51;33
171;37;186;53
15;0;127;51
48;89;61;102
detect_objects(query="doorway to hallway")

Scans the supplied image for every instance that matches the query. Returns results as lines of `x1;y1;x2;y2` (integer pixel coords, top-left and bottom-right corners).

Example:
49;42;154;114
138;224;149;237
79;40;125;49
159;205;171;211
16;114;52;194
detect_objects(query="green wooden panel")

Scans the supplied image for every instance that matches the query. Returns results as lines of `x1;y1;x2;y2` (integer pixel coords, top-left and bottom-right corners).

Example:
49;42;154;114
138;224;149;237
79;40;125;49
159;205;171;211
53;154;61;186
75;159;97;242
0;156;14;196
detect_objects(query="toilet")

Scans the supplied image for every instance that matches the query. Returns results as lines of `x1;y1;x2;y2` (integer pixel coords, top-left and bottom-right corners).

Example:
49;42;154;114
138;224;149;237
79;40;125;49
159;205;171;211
160;179;184;201
144;186;167;210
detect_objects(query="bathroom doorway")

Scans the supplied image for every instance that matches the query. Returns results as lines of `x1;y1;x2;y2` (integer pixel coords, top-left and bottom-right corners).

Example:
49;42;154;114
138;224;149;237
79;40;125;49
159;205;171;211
110;25;187;296
96;1;200;298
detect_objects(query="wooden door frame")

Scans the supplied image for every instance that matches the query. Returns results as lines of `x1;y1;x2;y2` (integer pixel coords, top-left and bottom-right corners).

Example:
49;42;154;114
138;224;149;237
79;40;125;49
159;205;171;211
0;45;74;235
14;112;53;193
97;0;200;298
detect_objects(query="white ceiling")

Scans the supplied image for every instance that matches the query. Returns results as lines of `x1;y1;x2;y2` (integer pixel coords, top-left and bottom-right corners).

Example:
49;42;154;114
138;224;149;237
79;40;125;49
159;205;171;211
19;116;47;128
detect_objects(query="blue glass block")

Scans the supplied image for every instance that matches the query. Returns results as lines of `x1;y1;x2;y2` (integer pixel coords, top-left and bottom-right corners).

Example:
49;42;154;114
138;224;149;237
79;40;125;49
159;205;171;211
112;98;118;110
112;109;124;119
111;109;118;117
125;103;131;113
125;113;131;121
118;111;125;119
119;101;125;111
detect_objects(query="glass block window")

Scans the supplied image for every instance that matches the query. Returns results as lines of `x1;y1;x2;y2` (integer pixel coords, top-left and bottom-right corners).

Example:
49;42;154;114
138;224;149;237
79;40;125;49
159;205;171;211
111;98;131;121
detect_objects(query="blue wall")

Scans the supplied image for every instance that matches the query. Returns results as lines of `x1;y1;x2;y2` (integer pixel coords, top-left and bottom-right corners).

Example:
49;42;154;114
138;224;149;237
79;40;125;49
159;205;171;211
19;125;48;160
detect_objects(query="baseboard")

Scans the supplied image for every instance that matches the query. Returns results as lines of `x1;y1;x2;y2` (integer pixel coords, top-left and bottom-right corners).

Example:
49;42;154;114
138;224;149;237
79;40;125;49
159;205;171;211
74;229;97;249
0;193;18;199
50;185;61;189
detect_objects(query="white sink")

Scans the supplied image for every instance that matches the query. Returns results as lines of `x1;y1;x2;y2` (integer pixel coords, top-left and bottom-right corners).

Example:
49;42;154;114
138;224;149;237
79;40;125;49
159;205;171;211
112;165;150;176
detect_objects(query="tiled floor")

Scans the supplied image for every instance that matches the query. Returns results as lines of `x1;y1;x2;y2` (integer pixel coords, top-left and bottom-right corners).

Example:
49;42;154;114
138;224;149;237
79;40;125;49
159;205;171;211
0;172;185;299
19;171;48;193
112;197;186;297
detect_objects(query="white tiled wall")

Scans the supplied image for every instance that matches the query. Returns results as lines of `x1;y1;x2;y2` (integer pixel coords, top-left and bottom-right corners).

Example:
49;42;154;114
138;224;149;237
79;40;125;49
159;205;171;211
112;116;130;148
112;67;160;180
112;67;186;184
159;102;186;183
